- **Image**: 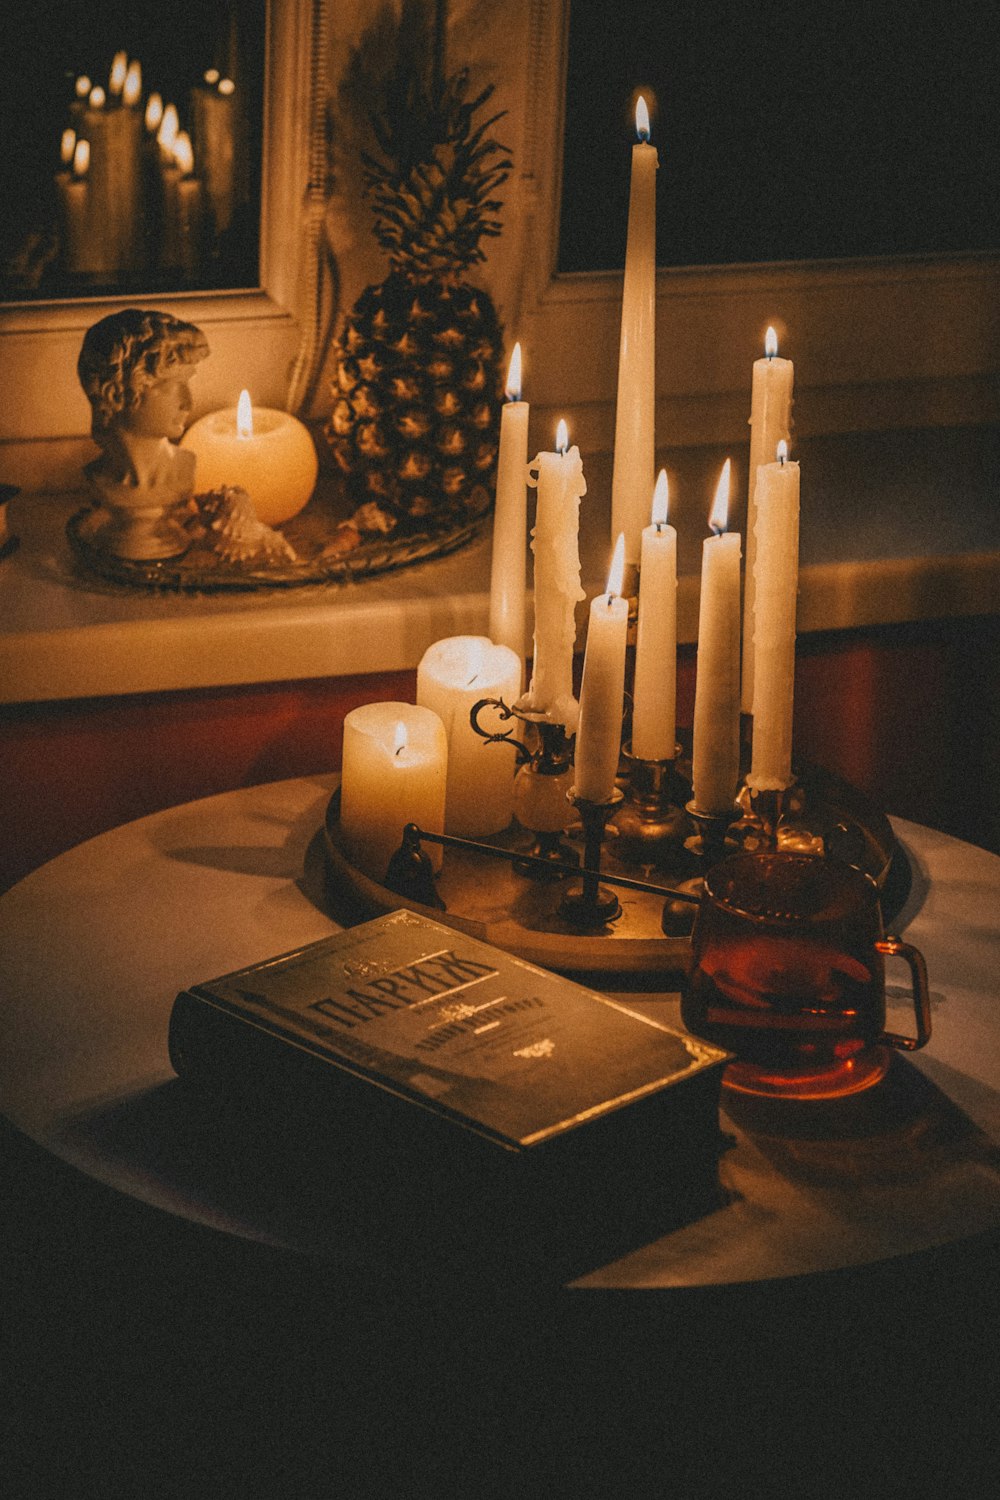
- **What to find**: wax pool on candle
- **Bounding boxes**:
[575,534,629,804]
[181,391,318,526]
[488,343,529,679]
[340,703,447,881]
[417,636,522,837]
[742,325,794,712]
[611,95,658,574]
[748,443,801,792]
[692,461,742,815]
[631,469,678,761]
[518,421,586,731]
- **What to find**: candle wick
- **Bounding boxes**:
[467,674,479,687]
[395,745,405,758]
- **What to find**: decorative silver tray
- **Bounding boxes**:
[321,762,904,979]
[66,481,490,592]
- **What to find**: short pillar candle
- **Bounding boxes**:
[340,703,448,881]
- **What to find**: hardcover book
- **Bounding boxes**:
[169,910,730,1276]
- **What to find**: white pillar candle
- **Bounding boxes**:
[517,421,586,731]
[575,534,629,803]
[488,343,528,682]
[631,469,677,761]
[692,460,742,815]
[340,703,447,881]
[417,636,523,837]
[748,442,800,792]
[742,326,794,712]
[611,96,658,572]
[182,390,318,526]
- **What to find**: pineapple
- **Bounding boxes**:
[326,36,512,531]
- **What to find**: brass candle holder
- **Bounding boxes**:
[612,742,691,868]
[557,787,625,928]
[470,698,579,877]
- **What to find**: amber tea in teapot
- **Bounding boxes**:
[682,852,930,1100]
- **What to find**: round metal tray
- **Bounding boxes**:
[66,481,489,592]
[321,764,905,979]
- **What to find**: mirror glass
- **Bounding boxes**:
[2,0,265,302]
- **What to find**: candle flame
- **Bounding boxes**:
[145,93,163,132]
[709,459,731,534]
[776,438,789,464]
[109,51,128,97]
[555,418,569,455]
[607,533,626,598]
[123,61,142,108]
[636,95,650,142]
[89,86,106,110]
[204,68,220,86]
[172,131,195,177]
[218,78,235,97]
[765,325,778,359]
[72,138,90,178]
[60,129,76,167]
[236,389,254,439]
[75,76,91,99]
[393,721,408,757]
[157,103,179,153]
[651,468,669,526]
[505,342,522,402]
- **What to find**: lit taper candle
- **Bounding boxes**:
[517,420,586,731]
[610,95,657,576]
[488,342,529,679]
[631,469,677,761]
[742,325,794,712]
[575,534,629,803]
[692,460,742,815]
[748,440,800,791]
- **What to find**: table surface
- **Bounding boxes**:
[3,427,998,703]
[2,773,999,1289]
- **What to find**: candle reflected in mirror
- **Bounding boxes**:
[123,61,143,108]
[109,52,128,98]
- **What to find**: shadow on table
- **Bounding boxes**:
[52,1071,729,1290]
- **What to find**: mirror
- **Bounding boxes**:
[1,1,264,302]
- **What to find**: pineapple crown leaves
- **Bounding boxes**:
[360,65,513,281]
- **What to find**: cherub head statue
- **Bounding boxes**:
[78,308,210,446]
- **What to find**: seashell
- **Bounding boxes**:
[197,487,298,565]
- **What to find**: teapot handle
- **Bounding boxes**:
[877,936,932,1051]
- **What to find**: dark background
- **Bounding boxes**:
[560,0,1000,269]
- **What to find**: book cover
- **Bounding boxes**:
[170,909,727,1152]
[169,911,731,1274]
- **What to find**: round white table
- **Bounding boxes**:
[2,773,999,1289]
